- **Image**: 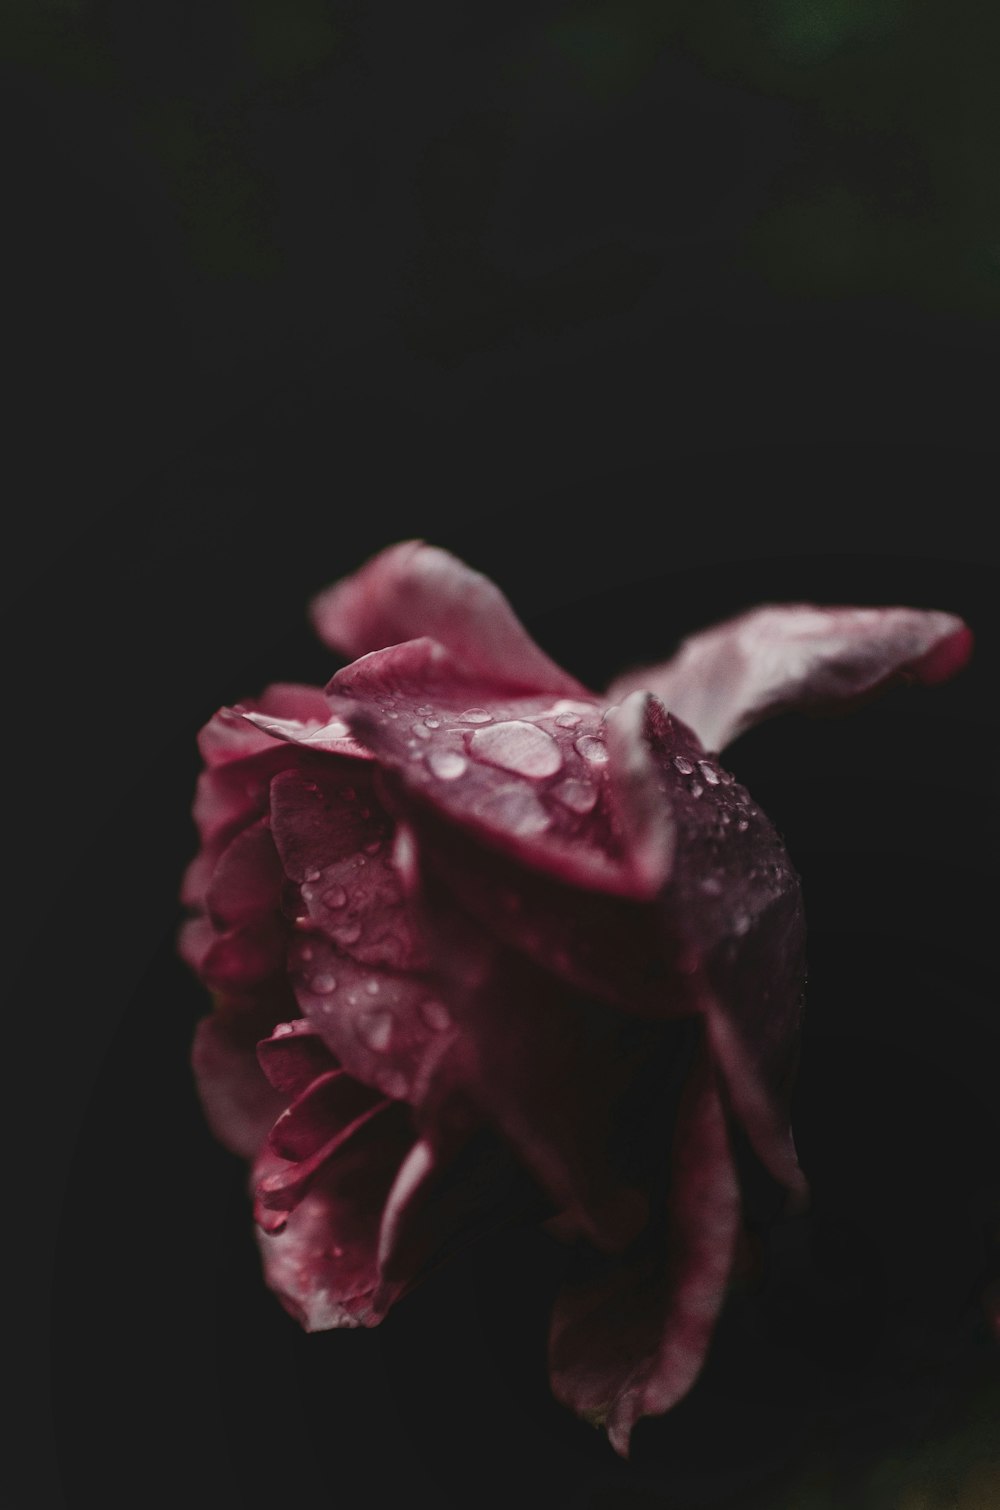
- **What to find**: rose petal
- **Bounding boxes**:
[286,929,452,1105]
[197,684,332,766]
[269,766,427,972]
[205,818,285,929]
[253,1099,414,1327]
[327,637,652,897]
[257,1020,339,1097]
[549,1037,740,1456]
[192,1001,288,1159]
[608,604,973,752]
[310,540,589,697]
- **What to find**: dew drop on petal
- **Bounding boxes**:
[412,722,432,740]
[416,705,434,716]
[459,708,492,723]
[305,869,322,883]
[378,1069,409,1099]
[574,734,608,765]
[470,721,563,778]
[334,919,362,944]
[697,760,720,786]
[300,946,314,961]
[311,972,337,994]
[475,784,551,836]
[673,755,694,775]
[419,999,452,1031]
[357,1009,394,1051]
[690,782,704,798]
[700,877,723,897]
[365,979,380,996]
[323,885,347,909]
[424,717,441,729]
[555,711,581,728]
[552,777,598,814]
[719,768,734,785]
[427,750,468,780]
[737,818,750,832]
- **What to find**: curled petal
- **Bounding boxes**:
[253,1099,413,1327]
[197,684,331,766]
[327,637,651,897]
[549,1037,740,1456]
[310,539,589,697]
[608,604,973,752]
[257,1020,339,1097]
[192,1001,287,1160]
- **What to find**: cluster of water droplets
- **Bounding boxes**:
[389,695,615,841]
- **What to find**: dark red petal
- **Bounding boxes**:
[257,1020,339,1097]
[310,539,589,697]
[327,637,653,897]
[409,904,654,1254]
[192,1002,287,1160]
[197,683,331,767]
[549,1038,740,1456]
[267,1069,383,1162]
[269,766,427,972]
[286,929,452,1105]
[608,604,973,752]
[199,915,288,995]
[253,1099,414,1328]
[205,818,285,929]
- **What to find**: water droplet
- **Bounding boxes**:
[311,972,337,994]
[555,711,581,728]
[697,761,720,786]
[300,946,314,961]
[475,784,551,836]
[427,749,467,780]
[419,999,451,1030]
[736,818,749,832]
[323,885,347,909]
[424,717,441,729]
[673,756,694,775]
[719,769,734,785]
[365,979,380,996]
[332,1244,344,1258]
[700,877,723,897]
[357,1009,394,1051]
[690,781,704,798]
[734,914,751,936]
[470,721,563,778]
[412,722,432,740]
[334,919,362,944]
[459,708,491,723]
[387,710,399,719]
[416,705,434,716]
[553,778,597,814]
[378,1069,409,1099]
[272,1022,295,1038]
[305,868,322,883]
[574,734,608,765]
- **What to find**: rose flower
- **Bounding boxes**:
[181,542,972,1454]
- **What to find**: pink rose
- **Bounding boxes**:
[181,541,972,1454]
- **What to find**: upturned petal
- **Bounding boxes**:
[608,603,973,752]
[310,539,589,697]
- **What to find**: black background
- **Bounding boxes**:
[9,4,998,1507]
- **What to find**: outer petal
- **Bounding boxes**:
[548,1036,740,1456]
[326,637,650,898]
[253,1098,414,1329]
[608,604,972,752]
[191,999,287,1159]
[310,540,589,698]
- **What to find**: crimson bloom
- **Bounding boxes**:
[181,542,971,1454]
